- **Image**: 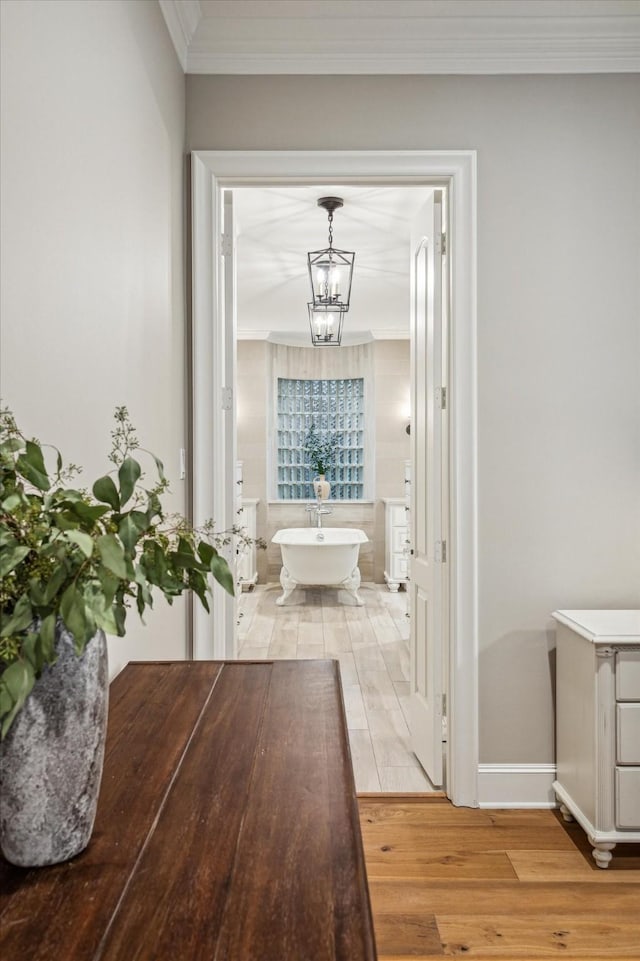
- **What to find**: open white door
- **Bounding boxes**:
[409,190,446,787]
[191,159,237,658]
[220,190,238,656]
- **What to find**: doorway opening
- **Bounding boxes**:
[190,150,478,807]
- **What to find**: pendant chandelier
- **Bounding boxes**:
[307,303,347,347]
[307,196,354,346]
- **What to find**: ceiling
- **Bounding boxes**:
[233,184,433,344]
[159,0,640,75]
[159,0,639,342]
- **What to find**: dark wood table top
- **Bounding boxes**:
[0,659,377,960]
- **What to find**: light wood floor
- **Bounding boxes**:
[359,795,640,959]
[237,582,436,792]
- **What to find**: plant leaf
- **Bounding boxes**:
[64,529,94,558]
[84,584,120,636]
[53,510,83,531]
[130,510,150,533]
[60,583,92,646]
[0,593,33,638]
[39,613,57,661]
[1,492,23,511]
[21,631,42,672]
[92,475,120,510]
[210,555,234,597]
[97,568,119,608]
[16,440,50,491]
[118,456,141,508]
[172,538,202,571]
[151,453,165,483]
[0,660,36,738]
[118,514,140,554]
[43,565,68,604]
[0,437,23,455]
[189,569,210,613]
[197,541,216,566]
[0,543,30,578]
[70,501,110,524]
[113,598,126,636]
[96,534,128,579]
[94,602,119,635]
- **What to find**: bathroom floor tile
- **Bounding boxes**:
[359,670,401,712]
[342,684,369,730]
[334,651,359,686]
[296,644,325,659]
[268,637,298,658]
[379,765,435,792]
[297,621,324,646]
[353,645,388,672]
[237,647,272,660]
[236,582,439,795]
[324,623,353,654]
[348,730,381,792]
[366,708,410,738]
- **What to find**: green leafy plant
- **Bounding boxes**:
[0,406,250,738]
[303,423,339,475]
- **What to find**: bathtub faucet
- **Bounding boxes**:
[306,502,332,529]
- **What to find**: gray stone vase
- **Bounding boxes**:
[0,624,108,867]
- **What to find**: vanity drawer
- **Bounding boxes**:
[617,704,640,764]
[388,505,406,528]
[391,554,408,580]
[616,651,640,700]
[391,526,408,553]
[616,768,640,829]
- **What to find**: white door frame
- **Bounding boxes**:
[190,150,478,807]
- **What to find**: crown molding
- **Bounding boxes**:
[176,2,640,75]
[185,47,640,76]
[161,1,640,74]
[159,0,202,71]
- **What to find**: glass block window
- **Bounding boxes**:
[277,378,365,500]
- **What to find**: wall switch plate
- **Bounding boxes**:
[179,448,186,480]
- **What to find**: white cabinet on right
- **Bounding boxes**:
[552,609,640,868]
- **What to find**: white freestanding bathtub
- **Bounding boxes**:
[271,527,368,606]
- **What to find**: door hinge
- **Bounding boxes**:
[221,232,233,256]
[436,232,447,256]
[435,540,447,563]
[221,386,233,410]
[436,386,447,410]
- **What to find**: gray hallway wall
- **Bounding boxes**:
[186,73,640,765]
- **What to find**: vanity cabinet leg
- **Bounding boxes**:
[588,838,616,869]
[559,803,574,823]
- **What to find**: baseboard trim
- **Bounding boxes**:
[477,764,557,808]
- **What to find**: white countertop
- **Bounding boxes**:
[552,609,640,644]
